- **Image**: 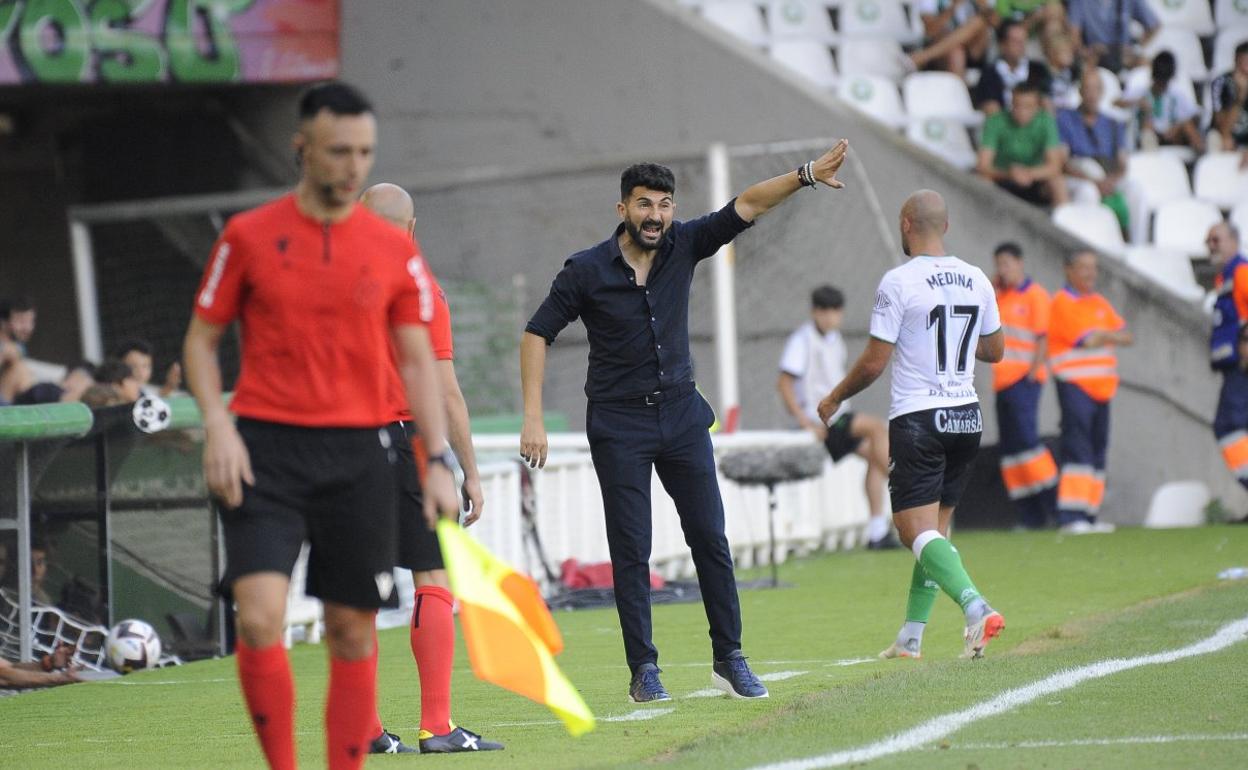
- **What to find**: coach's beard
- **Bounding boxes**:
[625,219,667,252]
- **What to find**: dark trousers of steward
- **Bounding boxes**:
[585,382,742,674]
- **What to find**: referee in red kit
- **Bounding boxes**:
[183,82,458,770]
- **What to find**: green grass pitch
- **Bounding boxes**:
[2,526,1247,768]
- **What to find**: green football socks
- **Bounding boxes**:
[914,533,982,612]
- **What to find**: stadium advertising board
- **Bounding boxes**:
[0,0,339,85]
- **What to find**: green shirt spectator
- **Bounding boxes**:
[995,0,1053,19]
[981,107,1059,169]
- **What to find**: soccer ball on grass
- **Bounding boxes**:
[106,619,162,673]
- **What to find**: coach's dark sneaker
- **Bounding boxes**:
[629,663,672,703]
[868,533,902,550]
[711,651,769,699]
[418,726,504,753]
[369,728,418,754]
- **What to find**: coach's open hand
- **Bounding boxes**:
[816,394,841,427]
[814,139,849,189]
[202,416,254,509]
[520,416,548,469]
[424,461,460,529]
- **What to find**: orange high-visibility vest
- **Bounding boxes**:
[993,278,1050,392]
[1048,287,1125,402]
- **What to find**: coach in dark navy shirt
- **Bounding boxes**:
[520,142,849,703]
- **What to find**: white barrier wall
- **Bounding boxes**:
[288,431,870,639]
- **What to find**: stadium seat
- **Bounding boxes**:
[1144,0,1215,36]
[1123,245,1205,301]
[1121,65,1198,106]
[1052,203,1127,258]
[1143,480,1210,528]
[766,0,837,43]
[1231,199,1248,239]
[1153,198,1225,255]
[700,1,769,48]
[1124,152,1193,232]
[1212,26,1248,76]
[1143,27,1210,81]
[838,38,909,81]
[903,71,983,126]
[837,0,918,44]
[1215,0,1248,29]
[770,40,839,88]
[1096,67,1132,123]
[906,118,976,170]
[1193,152,1248,210]
[836,74,907,129]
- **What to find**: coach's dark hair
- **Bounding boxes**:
[997,19,1023,43]
[994,242,1023,259]
[620,164,676,202]
[299,81,373,121]
[811,285,845,310]
[1151,50,1176,83]
[111,338,152,359]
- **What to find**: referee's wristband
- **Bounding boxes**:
[427,449,455,470]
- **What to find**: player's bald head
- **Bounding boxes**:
[360,183,414,232]
[901,190,948,235]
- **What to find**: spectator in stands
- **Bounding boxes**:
[13,360,96,405]
[1058,69,1134,236]
[0,643,81,688]
[915,0,994,78]
[1210,42,1248,154]
[90,359,142,405]
[1043,32,1083,111]
[112,338,182,398]
[977,81,1068,205]
[30,537,54,606]
[0,297,36,405]
[1119,51,1204,154]
[0,535,11,590]
[1067,0,1159,73]
[995,0,1066,39]
[974,20,1053,115]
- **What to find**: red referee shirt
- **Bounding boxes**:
[194,194,434,428]
[388,237,454,422]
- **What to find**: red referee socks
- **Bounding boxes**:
[411,585,455,735]
[326,646,378,770]
[235,639,296,770]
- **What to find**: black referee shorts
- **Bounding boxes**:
[387,421,444,572]
[218,418,398,609]
[888,404,983,512]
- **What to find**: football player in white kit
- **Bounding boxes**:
[817,190,1007,660]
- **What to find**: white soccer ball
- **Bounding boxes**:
[106,619,162,673]
[132,394,172,434]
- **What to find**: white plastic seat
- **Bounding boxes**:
[906,118,976,170]
[1144,0,1215,36]
[902,71,983,126]
[838,38,908,82]
[1215,0,1248,29]
[1143,480,1210,528]
[1121,66,1198,106]
[1125,151,1193,212]
[1212,26,1248,77]
[766,0,837,43]
[770,40,839,88]
[1143,27,1210,81]
[1096,67,1132,123]
[836,74,907,129]
[1153,199,1226,255]
[701,1,769,48]
[1194,152,1248,210]
[1123,246,1205,301]
[837,0,918,44]
[1231,199,1248,239]
[1052,203,1127,257]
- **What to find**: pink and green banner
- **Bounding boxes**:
[0,0,339,85]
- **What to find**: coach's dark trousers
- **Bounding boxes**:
[586,385,742,674]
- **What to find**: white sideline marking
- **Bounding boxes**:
[111,678,235,686]
[686,670,809,698]
[686,688,721,698]
[946,733,1248,751]
[749,616,1248,770]
[824,658,874,667]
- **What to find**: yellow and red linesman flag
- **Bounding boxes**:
[436,519,595,736]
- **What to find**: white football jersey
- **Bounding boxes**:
[779,321,850,425]
[870,255,1001,419]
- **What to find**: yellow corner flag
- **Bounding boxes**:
[436,519,596,736]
